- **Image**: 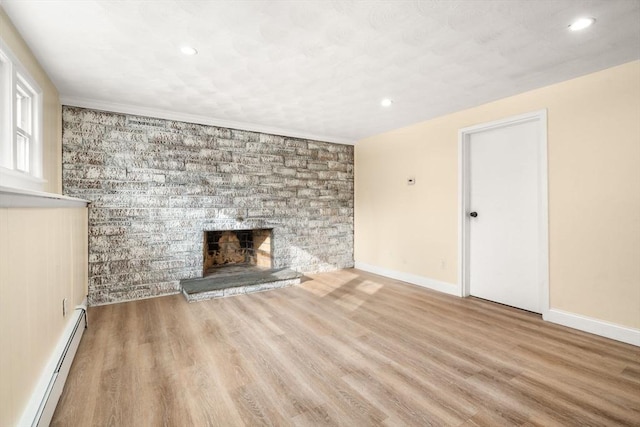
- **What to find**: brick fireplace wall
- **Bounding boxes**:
[62,107,354,305]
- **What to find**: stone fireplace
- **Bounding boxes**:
[62,106,354,305]
[203,229,272,276]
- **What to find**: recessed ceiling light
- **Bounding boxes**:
[180,46,198,55]
[381,98,393,107]
[569,17,596,31]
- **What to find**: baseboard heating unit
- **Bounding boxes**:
[19,300,87,427]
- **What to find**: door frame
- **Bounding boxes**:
[457,109,549,315]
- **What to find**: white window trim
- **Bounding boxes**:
[0,36,46,192]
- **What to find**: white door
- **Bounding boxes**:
[466,117,545,313]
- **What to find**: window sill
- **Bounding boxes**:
[0,166,47,191]
[0,185,89,208]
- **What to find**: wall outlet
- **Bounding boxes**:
[62,298,67,317]
[441,259,446,270]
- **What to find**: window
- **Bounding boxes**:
[15,78,34,173]
[0,37,44,191]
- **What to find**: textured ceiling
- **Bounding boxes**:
[2,0,639,144]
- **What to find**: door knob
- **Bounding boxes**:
[469,212,478,217]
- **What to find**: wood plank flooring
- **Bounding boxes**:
[51,269,640,426]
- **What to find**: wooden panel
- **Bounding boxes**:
[0,207,87,426]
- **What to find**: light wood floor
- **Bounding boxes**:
[52,269,640,426]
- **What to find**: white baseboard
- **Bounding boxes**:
[354,262,639,347]
[544,308,640,347]
[354,262,459,296]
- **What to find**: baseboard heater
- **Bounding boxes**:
[19,300,87,427]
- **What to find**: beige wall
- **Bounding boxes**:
[0,207,88,426]
[355,61,640,330]
[0,6,62,193]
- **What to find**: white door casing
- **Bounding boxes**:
[458,110,549,314]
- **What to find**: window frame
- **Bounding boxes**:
[0,36,45,191]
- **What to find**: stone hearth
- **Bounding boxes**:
[180,266,301,302]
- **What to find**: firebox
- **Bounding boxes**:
[203,229,272,276]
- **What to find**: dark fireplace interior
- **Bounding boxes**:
[203,229,272,276]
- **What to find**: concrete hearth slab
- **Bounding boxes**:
[180,267,302,302]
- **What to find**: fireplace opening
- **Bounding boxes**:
[203,229,272,276]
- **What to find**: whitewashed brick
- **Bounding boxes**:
[62,106,354,305]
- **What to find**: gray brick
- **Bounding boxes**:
[285,158,307,168]
[307,161,329,171]
[259,154,284,164]
[218,138,246,149]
